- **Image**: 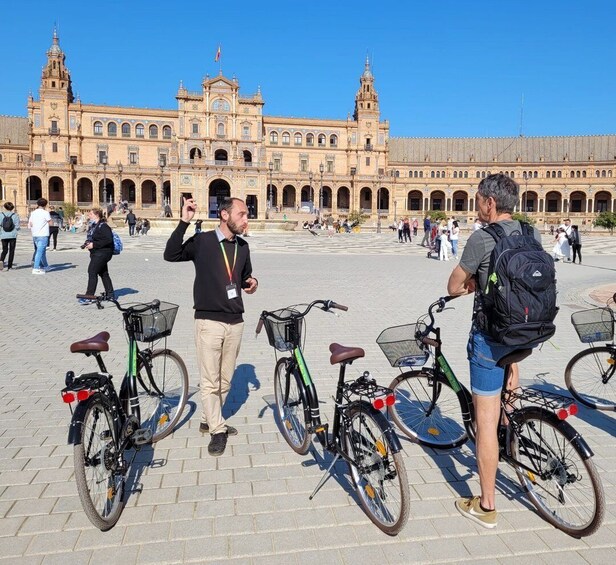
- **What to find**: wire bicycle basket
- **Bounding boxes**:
[571,307,615,344]
[128,302,179,342]
[262,308,304,352]
[377,323,430,367]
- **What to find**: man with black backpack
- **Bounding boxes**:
[446,174,557,529]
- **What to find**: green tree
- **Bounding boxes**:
[425,210,447,223]
[347,209,368,225]
[594,211,616,234]
[62,201,78,222]
[512,212,536,225]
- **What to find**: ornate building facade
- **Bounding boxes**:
[0,32,615,225]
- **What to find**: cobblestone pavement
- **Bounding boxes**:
[1,228,615,564]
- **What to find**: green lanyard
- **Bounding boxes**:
[219,240,238,283]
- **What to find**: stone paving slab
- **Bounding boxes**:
[0,229,615,563]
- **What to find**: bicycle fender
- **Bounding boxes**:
[67,398,91,445]
[516,406,594,460]
[351,400,403,453]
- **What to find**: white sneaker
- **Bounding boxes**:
[32,269,46,275]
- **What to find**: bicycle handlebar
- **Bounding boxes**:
[256,299,348,333]
[418,296,456,337]
[81,294,162,314]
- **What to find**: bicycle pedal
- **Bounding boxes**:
[308,423,328,435]
[131,429,153,446]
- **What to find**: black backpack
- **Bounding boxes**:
[478,222,558,347]
[1,213,15,232]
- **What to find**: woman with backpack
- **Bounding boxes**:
[0,202,20,271]
[77,208,114,304]
[570,225,582,264]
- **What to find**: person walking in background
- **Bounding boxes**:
[450,220,460,259]
[28,198,51,275]
[125,209,137,236]
[164,196,258,457]
[397,219,404,243]
[0,202,20,271]
[552,227,570,262]
[421,215,431,246]
[412,217,418,237]
[438,229,450,261]
[473,218,483,231]
[403,217,411,242]
[78,208,115,303]
[48,206,62,250]
[570,224,582,264]
[141,218,150,235]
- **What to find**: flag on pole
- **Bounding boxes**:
[214,46,221,62]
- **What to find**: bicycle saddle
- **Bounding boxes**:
[70,332,111,354]
[329,343,365,365]
[497,348,533,368]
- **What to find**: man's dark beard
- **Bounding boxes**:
[227,218,244,235]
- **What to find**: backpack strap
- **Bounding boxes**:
[483,222,506,243]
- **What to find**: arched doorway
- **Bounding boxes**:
[300,185,314,211]
[337,186,350,210]
[48,176,65,203]
[452,190,468,212]
[121,179,136,203]
[594,190,612,213]
[246,195,258,219]
[569,190,586,214]
[27,176,43,202]
[523,191,539,213]
[243,150,252,165]
[98,179,115,205]
[282,185,296,208]
[545,191,562,213]
[141,180,157,205]
[407,190,422,211]
[360,187,372,212]
[208,178,231,218]
[77,177,93,204]
[377,187,389,211]
[322,186,332,209]
[430,190,446,211]
[189,148,202,162]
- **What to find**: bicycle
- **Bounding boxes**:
[377,296,605,537]
[61,295,189,530]
[256,299,410,535]
[565,292,616,410]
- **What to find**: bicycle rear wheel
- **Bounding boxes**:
[344,405,410,535]
[74,396,125,531]
[273,357,311,454]
[564,346,616,411]
[509,408,605,537]
[388,370,469,449]
[136,349,189,442]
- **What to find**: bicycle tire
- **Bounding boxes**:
[344,404,410,535]
[388,370,469,449]
[74,396,125,531]
[273,357,311,455]
[564,346,616,411]
[136,349,189,442]
[509,407,605,537]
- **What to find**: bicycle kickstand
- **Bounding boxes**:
[308,453,340,500]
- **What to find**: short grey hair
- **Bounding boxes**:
[219,197,244,217]
[477,174,519,214]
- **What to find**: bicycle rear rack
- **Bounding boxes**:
[506,387,578,419]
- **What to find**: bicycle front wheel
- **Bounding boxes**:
[509,408,605,537]
[74,396,125,531]
[273,357,310,455]
[136,349,189,442]
[565,346,616,411]
[388,370,469,449]
[344,405,410,535]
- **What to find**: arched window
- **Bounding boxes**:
[601,170,606,177]
[163,125,172,139]
[582,170,586,178]
[135,124,145,138]
[609,170,613,177]
[476,171,481,178]
[282,132,290,145]
[149,124,158,139]
[436,171,441,178]
[93,121,103,136]
[330,134,338,147]
[510,171,514,178]
[212,99,230,111]
[419,171,423,178]
[557,171,561,178]
[595,170,600,177]
[318,134,326,147]
[270,131,278,144]
[431,171,435,178]
[107,122,117,136]
[217,123,225,136]
[306,133,314,146]
[533,171,538,178]
[576,170,581,178]
[294,132,302,145]
[547,171,551,178]
[121,123,131,137]
[453,171,458,178]
[570,171,575,177]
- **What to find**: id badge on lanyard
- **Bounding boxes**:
[220,240,238,300]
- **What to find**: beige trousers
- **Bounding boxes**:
[194,319,244,435]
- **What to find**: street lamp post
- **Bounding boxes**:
[25,159,31,208]
[523,171,528,219]
[159,155,166,213]
[319,163,324,223]
[267,161,273,216]
[100,154,108,208]
[376,172,383,233]
[309,171,314,214]
[117,162,123,207]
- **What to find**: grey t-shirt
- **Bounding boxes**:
[459,220,542,292]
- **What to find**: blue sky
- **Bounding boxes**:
[1,0,615,138]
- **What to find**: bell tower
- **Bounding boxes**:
[40,28,74,102]
[353,56,379,121]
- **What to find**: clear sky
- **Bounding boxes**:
[1,0,615,138]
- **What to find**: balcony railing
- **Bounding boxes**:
[365,144,373,152]
[49,127,60,135]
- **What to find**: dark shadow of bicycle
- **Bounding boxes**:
[123,443,155,504]
[223,364,260,419]
[48,262,77,272]
[114,287,140,298]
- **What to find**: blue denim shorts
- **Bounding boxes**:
[467,329,517,396]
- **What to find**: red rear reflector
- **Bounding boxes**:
[385,394,396,406]
[557,408,568,420]
[76,389,93,401]
[568,404,578,417]
[372,398,385,410]
[62,392,75,403]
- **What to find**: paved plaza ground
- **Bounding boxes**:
[1,228,615,564]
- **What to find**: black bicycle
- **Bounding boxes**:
[565,292,616,410]
[377,296,605,537]
[256,299,410,535]
[61,296,189,530]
